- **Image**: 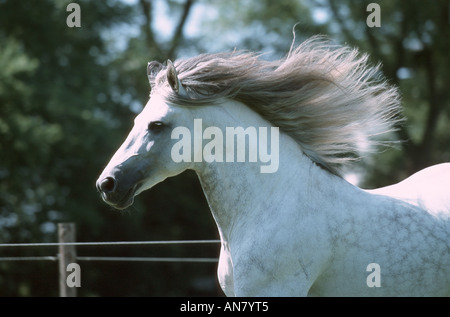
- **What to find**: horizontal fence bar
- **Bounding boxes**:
[0,239,220,263]
[0,256,218,263]
[77,256,218,263]
[0,256,58,261]
[0,240,221,248]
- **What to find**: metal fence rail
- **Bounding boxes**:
[0,223,221,296]
[0,240,221,248]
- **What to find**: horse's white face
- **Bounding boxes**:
[96,93,193,210]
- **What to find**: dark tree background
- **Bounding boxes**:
[0,0,448,296]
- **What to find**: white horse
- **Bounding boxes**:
[96,37,450,296]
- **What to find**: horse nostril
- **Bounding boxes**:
[99,177,116,193]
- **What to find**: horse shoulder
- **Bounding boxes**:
[227,205,331,296]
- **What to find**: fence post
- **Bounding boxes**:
[58,222,77,297]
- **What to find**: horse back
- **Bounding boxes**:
[368,163,450,217]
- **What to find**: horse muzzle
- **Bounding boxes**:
[96,176,138,210]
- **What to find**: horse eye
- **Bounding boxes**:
[148,121,165,132]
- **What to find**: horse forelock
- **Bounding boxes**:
[149,36,403,176]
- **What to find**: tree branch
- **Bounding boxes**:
[167,0,194,58]
[139,0,163,59]
[326,0,356,43]
[414,46,442,169]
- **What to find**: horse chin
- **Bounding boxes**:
[110,180,159,210]
[109,195,135,210]
[103,184,139,210]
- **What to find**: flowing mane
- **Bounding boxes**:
[149,36,402,175]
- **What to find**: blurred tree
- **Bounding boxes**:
[199,0,329,54]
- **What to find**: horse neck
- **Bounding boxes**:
[191,100,351,242]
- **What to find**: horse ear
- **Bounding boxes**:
[147,61,163,88]
[166,59,180,93]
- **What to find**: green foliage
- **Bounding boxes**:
[200,0,328,54]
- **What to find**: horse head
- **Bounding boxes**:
[96,61,193,209]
